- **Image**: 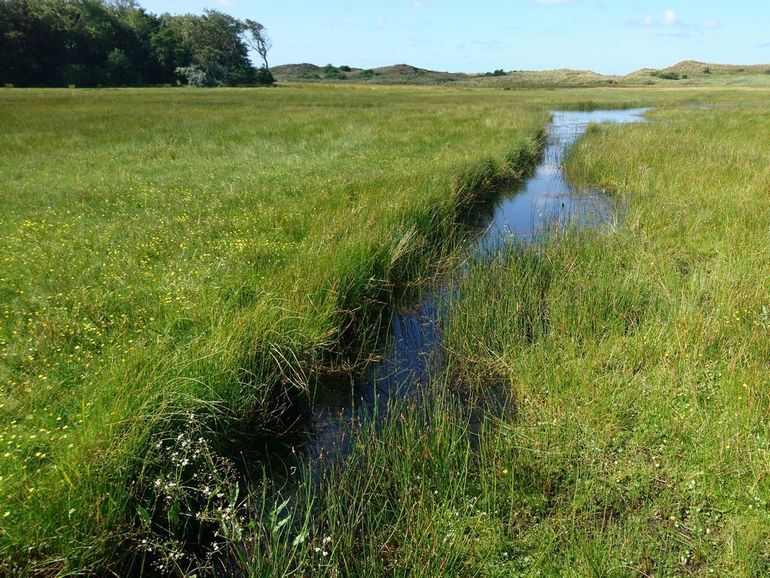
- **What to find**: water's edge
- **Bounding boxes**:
[309,108,649,460]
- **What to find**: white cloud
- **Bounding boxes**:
[217,0,234,5]
[325,17,357,29]
[630,10,684,28]
[662,9,679,25]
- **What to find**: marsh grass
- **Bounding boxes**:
[440,103,770,574]
[213,90,770,577]
[0,86,548,572]
[3,85,770,574]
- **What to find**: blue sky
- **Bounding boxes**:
[140,1,769,74]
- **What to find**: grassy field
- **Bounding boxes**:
[2,85,770,575]
[0,86,549,573]
[246,91,770,576]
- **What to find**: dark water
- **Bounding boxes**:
[309,108,649,459]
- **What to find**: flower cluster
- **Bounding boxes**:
[135,418,245,575]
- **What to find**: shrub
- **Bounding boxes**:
[225,66,258,86]
[324,66,348,80]
[650,71,681,80]
[175,65,210,87]
[254,68,275,86]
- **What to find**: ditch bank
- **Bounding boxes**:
[121,108,650,576]
[309,108,649,461]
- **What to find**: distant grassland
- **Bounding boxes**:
[272,60,770,89]
[0,86,548,571]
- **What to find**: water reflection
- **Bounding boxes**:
[310,108,649,458]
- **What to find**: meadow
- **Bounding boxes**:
[0,86,548,573]
[261,91,770,576]
[2,84,770,575]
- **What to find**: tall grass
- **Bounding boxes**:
[3,85,770,574]
[205,91,770,577]
[439,102,770,574]
[0,86,546,572]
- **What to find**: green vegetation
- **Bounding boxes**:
[4,84,770,575]
[651,70,688,80]
[272,63,467,85]
[272,60,770,89]
[245,91,770,576]
[323,64,349,80]
[0,86,546,573]
[0,0,273,87]
[443,100,770,575]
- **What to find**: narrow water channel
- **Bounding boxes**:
[309,108,649,460]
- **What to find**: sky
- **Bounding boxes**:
[140,0,770,74]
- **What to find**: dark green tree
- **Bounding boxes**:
[0,0,272,87]
[178,10,253,85]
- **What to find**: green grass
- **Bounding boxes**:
[189,89,770,577]
[444,101,770,575]
[3,84,770,575]
[0,85,547,573]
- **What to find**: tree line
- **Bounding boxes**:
[0,0,273,87]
